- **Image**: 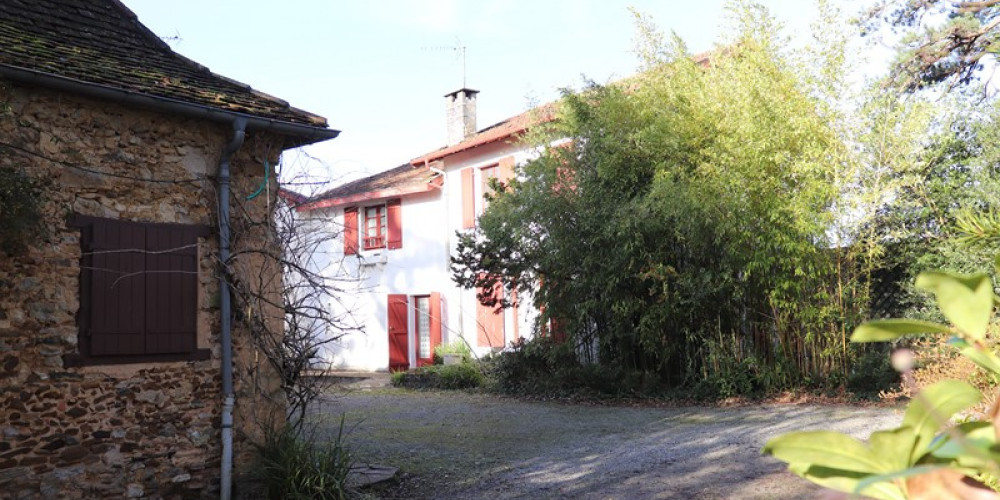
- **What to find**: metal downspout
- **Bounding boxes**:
[219,118,246,500]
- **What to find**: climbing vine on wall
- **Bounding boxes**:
[0,165,47,254]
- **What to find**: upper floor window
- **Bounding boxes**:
[363,205,387,250]
[343,198,402,256]
[461,156,516,230]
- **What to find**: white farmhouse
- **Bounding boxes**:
[294,89,554,371]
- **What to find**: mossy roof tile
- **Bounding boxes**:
[0,0,328,127]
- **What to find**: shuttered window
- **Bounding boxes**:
[345,198,403,254]
[67,215,211,366]
[363,205,386,249]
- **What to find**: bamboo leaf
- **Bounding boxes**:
[903,380,981,463]
[851,319,951,343]
[854,464,946,499]
[763,431,887,474]
[949,337,1000,377]
[915,271,993,340]
[930,422,1000,470]
[790,464,907,500]
[869,427,918,471]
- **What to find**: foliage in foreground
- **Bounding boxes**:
[253,421,352,500]
[764,264,1000,499]
[391,363,484,390]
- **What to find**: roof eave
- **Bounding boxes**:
[297,176,442,212]
[411,132,520,165]
[0,64,340,146]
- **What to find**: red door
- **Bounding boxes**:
[387,294,409,371]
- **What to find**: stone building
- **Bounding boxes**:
[0,1,338,498]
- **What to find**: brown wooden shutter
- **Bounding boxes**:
[144,224,198,354]
[461,168,475,229]
[387,294,409,371]
[343,207,359,255]
[86,219,146,356]
[386,199,402,250]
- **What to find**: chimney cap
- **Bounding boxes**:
[444,88,480,98]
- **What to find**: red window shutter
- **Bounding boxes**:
[343,207,359,255]
[386,199,402,250]
[144,224,199,354]
[461,168,475,229]
[87,219,146,356]
[387,294,409,371]
[429,292,442,355]
[510,288,520,341]
[476,282,505,348]
[550,317,567,343]
[499,155,515,186]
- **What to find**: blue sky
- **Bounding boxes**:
[123,1,867,188]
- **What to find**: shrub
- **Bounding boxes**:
[483,336,671,399]
[0,166,48,254]
[846,344,898,398]
[253,420,352,500]
[391,363,484,390]
[434,339,473,364]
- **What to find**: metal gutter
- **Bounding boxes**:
[0,65,340,145]
[218,118,246,500]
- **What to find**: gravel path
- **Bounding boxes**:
[310,388,901,500]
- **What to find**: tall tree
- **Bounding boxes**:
[453,3,880,391]
[861,0,1000,91]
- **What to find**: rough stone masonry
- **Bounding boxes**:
[0,82,285,499]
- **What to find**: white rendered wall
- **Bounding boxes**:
[313,140,553,371]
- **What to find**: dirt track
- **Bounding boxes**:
[312,387,901,500]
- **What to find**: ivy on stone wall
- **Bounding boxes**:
[0,165,47,254]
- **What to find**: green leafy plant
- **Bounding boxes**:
[391,363,484,390]
[253,420,352,500]
[763,263,1000,499]
[0,165,47,254]
[434,339,473,364]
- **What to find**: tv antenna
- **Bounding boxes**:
[422,38,467,88]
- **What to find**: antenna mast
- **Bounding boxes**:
[422,38,467,88]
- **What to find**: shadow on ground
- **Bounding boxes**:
[309,385,901,500]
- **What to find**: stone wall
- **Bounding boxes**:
[0,82,286,499]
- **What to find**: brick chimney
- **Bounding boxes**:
[445,88,478,146]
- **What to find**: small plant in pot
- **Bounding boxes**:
[435,339,473,365]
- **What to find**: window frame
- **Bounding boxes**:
[64,215,212,367]
[414,295,432,361]
[362,204,387,250]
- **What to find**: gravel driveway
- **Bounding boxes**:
[310,387,901,500]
